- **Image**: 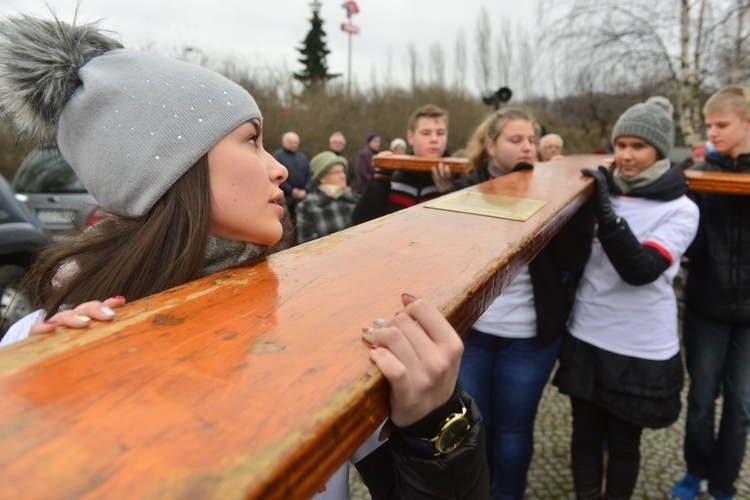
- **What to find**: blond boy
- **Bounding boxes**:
[672,86,750,500]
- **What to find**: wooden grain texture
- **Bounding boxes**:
[0,155,602,499]
[372,154,469,174]
[685,169,750,195]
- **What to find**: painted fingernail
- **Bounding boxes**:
[401,292,418,301]
[370,344,379,350]
[101,306,115,317]
[43,320,58,326]
[373,318,386,326]
[74,314,91,323]
[112,295,125,300]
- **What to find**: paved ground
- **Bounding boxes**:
[349,378,750,499]
[349,281,750,499]
[526,379,750,499]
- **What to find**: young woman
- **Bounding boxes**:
[554,97,700,499]
[454,107,592,500]
[0,14,489,499]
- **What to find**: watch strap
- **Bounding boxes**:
[395,381,464,439]
[397,398,469,456]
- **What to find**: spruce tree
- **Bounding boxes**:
[294,0,340,88]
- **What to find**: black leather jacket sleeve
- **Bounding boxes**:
[354,391,490,499]
[597,217,670,286]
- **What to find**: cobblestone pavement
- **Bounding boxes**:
[349,380,750,499]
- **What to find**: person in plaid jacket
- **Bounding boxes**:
[296,151,360,244]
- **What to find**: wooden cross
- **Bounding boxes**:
[0,156,604,498]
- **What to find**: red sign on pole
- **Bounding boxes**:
[343,1,359,16]
[341,23,360,34]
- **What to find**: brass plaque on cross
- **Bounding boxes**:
[425,191,547,222]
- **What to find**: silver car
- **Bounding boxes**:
[11,146,102,240]
[0,175,50,338]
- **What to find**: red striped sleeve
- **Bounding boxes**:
[644,240,673,265]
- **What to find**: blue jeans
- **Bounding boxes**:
[683,309,750,498]
[458,329,561,500]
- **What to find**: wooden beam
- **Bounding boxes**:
[685,169,750,195]
[0,156,600,498]
[372,154,469,174]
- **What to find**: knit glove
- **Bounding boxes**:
[581,168,620,235]
[581,169,671,285]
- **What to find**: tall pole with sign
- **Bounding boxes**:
[341,1,360,99]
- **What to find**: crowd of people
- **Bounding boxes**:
[0,11,749,500]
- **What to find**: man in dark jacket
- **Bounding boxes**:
[273,131,312,223]
[672,86,750,500]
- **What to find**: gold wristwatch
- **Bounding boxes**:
[423,400,471,456]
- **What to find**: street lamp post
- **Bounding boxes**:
[341,1,360,99]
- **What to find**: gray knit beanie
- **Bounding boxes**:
[0,15,260,216]
[611,96,674,159]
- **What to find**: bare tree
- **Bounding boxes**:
[496,19,513,92]
[729,0,749,84]
[563,69,628,142]
[405,42,421,92]
[517,26,534,101]
[474,7,493,93]
[383,48,395,89]
[540,0,747,146]
[429,42,446,87]
[673,0,708,146]
[369,64,379,92]
[454,29,468,94]
[709,0,750,87]
[730,0,750,84]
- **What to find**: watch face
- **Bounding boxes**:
[436,416,470,454]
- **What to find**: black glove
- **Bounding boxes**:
[512,162,534,172]
[581,168,619,232]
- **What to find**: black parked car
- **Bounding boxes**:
[12,146,103,240]
[0,175,50,339]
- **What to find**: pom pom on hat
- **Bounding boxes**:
[0,14,261,217]
[611,96,675,159]
[0,15,123,144]
[310,151,347,183]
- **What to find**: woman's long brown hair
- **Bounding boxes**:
[24,156,213,318]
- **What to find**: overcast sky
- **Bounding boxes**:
[0,0,543,96]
